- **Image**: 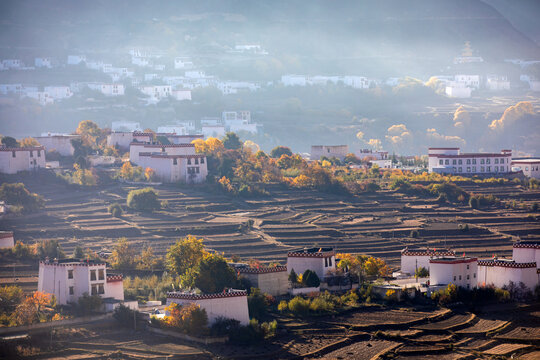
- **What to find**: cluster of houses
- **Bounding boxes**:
[310,144,392,169]
[33,241,539,325]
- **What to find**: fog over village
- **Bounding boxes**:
[0,1,539,359]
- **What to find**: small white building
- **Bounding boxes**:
[428,148,512,175]
[166,290,249,325]
[281,75,307,87]
[222,111,259,134]
[38,259,124,305]
[107,131,153,151]
[171,89,192,101]
[174,57,193,69]
[429,256,478,289]
[445,82,472,98]
[0,146,46,174]
[370,159,392,169]
[287,247,336,280]
[356,149,389,161]
[35,134,80,156]
[454,75,481,89]
[139,85,171,100]
[2,59,23,69]
[35,58,52,68]
[486,75,510,91]
[67,55,86,65]
[400,247,455,275]
[88,83,125,96]
[25,91,54,105]
[138,152,207,183]
[310,145,349,161]
[0,231,14,249]
[237,266,289,297]
[511,159,540,179]
[44,86,72,100]
[129,143,198,165]
[202,125,226,139]
[0,84,23,95]
[477,259,538,291]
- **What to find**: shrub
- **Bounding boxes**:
[532,202,539,212]
[0,183,44,212]
[288,296,311,315]
[277,300,288,313]
[309,297,334,313]
[288,269,298,285]
[248,288,270,319]
[270,146,292,158]
[469,196,479,209]
[108,203,122,217]
[113,304,135,327]
[410,230,419,238]
[126,187,160,211]
[302,269,320,288]
[340,290,359,305]
[76,293,103,315]
[415,266,429,278]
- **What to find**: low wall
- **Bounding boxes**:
[0,313,113,336]
[146,326,228,344]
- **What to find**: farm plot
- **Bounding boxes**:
[327,308,444,328]
[483,343,532,356]
[317,339,399,360]
[413,313,475,331]
[455,318,508,334]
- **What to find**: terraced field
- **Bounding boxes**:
[2,175,539,275]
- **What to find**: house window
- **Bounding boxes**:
[458,159,462,165]
[467,167,471,172]
[452,159,456,165]
[480,159,485,164]
[458,167,462,173]
[325,258,328,267]
[467,284,470,289]
[445,159,449,165]
[68,270,73,279]
[472,159,476,165]
[161,147,165,152]
[187,158,191,165]
[495,166,498,172]
[459,275,462,280]
[30,151,33,157]
[196,167,199,174]
[12,151,15,158]
[328,257,332,267]
[472,167,476,172]
[466,159,471,165]
[480,166,484,172]
[91,285,97,295]
[69,286,74,295]
[486,158,490,164]
[466,265,469,270]
[195,158,199,165]
[500,158,504,164]
[467,274,470,280]
[453,276,456,281]
[98,284,105,294]
[495,158,499,164]
[173,158,177,165]
[90,270,96,281]
[37,150,41,157]
[439,159,443,165]
[487,166,491,172]
[98,269,104,280]
[474,273,476,278]
[201,157,205,164]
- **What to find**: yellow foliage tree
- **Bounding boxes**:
[145,167,156,182]
[19,137,40,147]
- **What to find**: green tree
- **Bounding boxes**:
[415,266,429,278]
[76,292,103,315]
[288,269,298,284]
[302,269,320,287]
[0,285,24,314]
[1,136,18,148]
[73,245,85,259]
[270,146,292,158]
[248,288,270,319]
[126,187,160,211]
[12,241,36,259]
[110,237,136,270]
[36,239,65,260]
[222,132,242,150]
[194,254,237,293]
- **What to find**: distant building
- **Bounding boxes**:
[107,131,153,151]
[38,259,124,305]
[25,91,54,105]
[453,41,484,64]
[44,86,72,100]
[174,57,193,69]
[356,149,388,161]
[287,247,336,280]
[0,231,14,249]
[0,84,23,95]
[34,57,52,68]
[35,134,80,156]
[111,121,141,132]
[2,59,23,69]
[477,259,538,291]
[400,247,455,275]
[0,146,46,174]
[221,111,259,134]
[166,290,249,325]
[511,158,540,179]
[486,75,510,91]
[67,55,86,65]
[202,125,226,139]
[370,159,392,169]
[445,82,472,98]
[171,89,192,101]
[237,266,289,297]
[428,148,512,175]
[281,75,307,87]
[88,83,125,96]
[310,145,349,161]
[429,256,478,289]
[138,85,171,100]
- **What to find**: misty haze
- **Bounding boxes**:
[0,1,539,359]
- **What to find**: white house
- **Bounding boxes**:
[35,58,52,68]
[281,75,307,87]
[25,91,54,105]
[237,266,289,297]
[35,134,80,156]
[221,111,259,134]
[129,143,197,165]
[88,83,125,96]
[107,131,153,151]
[400,247,455,275]
[137,152,208,183]
[139,85,171,101]
[0,84,23,95]
[0,146,46,174]
[185,70,206,79]
[202,125,226,139]
[310,145,349,161]
[0,231,14,249]
[44,86,73,100]
[343,76,370,89]
[512,242,540,269]
[428,148,512,175]
[486,75,510,91]
[159,134,204,145]
[511,159,540,179]
[67,55,86,65]
[455,75,481,89]
[477,259,538,291]
[171,89,192,101]
[174,57,193,69]
[356,149,388,161]
[38,259,124,305]
[429,256,478,289]
[370,159,392,169]
[166,290,249,325]
[445,82,472,98]
[132,57,152,67]
[287,247,336,280]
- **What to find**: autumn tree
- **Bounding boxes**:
[222,132,242,150]
[126,187,160,211]
[136,246,162,270]
[144,167,156,182]
[0,285,24,314]
[166,236,208,283]
[19,137,40,147]
[76,120,102,148]
[36,239,65,260]
[12,291,55,326]
[110,237,136,270]
[0,182,44,212]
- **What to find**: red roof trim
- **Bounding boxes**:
[0,232,13,239]
[0,146,45,151]
[39,261,106,267]
[430,258,477,264]
[238,266,287,274]
[288,252,335,258]
[429,154,511,158]
[477,260,536,268]
[130,143,195,148]
[513,243,540,249]
[106,274,123,282]
[167,290,247,300]
[429,147,460,150]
